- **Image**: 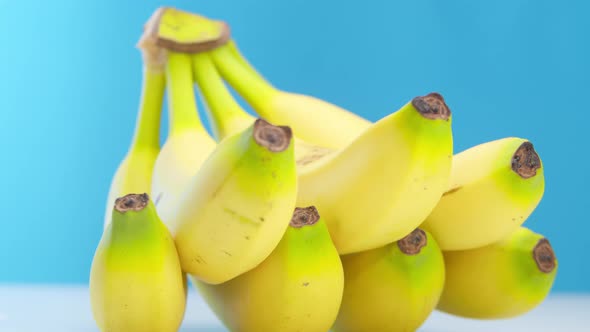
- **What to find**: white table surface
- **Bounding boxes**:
[0,285,588,332]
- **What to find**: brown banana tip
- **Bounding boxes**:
[533,238,556,273]
[290,206,320,228]
[114,193,150,213]
[411,92,451,120]
[398,229,428,255]
[511,141,541,179]
[253,118,292,152]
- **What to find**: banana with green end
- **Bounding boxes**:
[191,52,333,163]
[142,8,223,227]
[333,228,445,332]
[437,226,558,319]
[210,40,370,149]
[194,206,344,332]
[90,194,187,332]
[192,51,453,254]
[168,118,298,284]
[150,51,217,226]
[102,32,166,229]
[420,137,545,251]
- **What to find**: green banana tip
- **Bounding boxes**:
[253,118,293,152]
[411,92,451,121]
[397,229,428,255]
[533,238,556,273]
[114,193,150,213]
[290,206,320,228]
[511,142,541,179]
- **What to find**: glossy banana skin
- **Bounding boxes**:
[421,137,545,251]
[437,226,558,319]
[194,208,344,332]
[333,229,445,332]
[90,194,187,332]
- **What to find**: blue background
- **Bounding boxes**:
[0,0,587,292]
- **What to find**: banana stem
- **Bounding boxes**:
[129,65,166,151]
[192,52,255,141]
[209,43,277,115]
[166,52,206,136]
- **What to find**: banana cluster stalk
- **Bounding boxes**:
[91,6,559,331]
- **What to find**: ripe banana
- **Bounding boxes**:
[192,51,453,254]
[194,206,344,332]
[90,194,187,332]
[333,228,445,332]
[168,118,298,284]
[102,33,166,229]
[420,137,545,251]
[150,51,216,225]
[437,226,558,319]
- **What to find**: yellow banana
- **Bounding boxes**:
[168,118,298,284]
[420,137,545,251]
[150,51,216,225]
[210,41,370,149]
[333,228,445,332]
[192,51,453,254]
[90,194,187,332]
[102,32,165,229]
[191,52,333,162]
[194,206,344,332]
[437,226,558,319]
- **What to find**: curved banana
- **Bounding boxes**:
[191,52,333,163]
[194,206,344,332]
[333,228,445,332]
[437,226,558,319]
[102,34,166,229]
[168,118,298,284]
[150,51,216,225]
[192,51,453,254]
[210,41,370,149]
[90,194,187,332]
[420,137,545,251]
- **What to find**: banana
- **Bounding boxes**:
[193,206,344,332]
[149,51,216,225]
[209,40,370,149]
[90,194,187,332]
[168,118,298,284]
[437,226,558,319]
[192,51,454,254]
[333,228,445,332]
[420,137,545,251]
[102,32,166,229]
[191,52,334,162]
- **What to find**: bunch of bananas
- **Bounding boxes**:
[89,7,558,332]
